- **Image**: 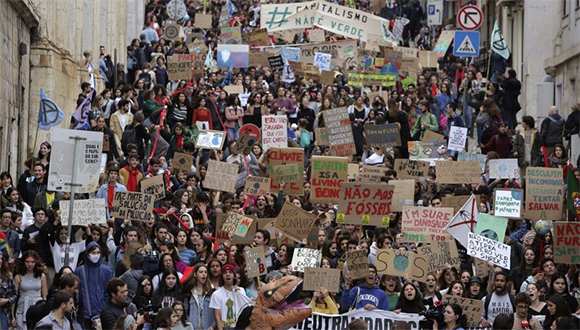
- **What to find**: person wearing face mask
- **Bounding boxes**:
[74,241,113,330]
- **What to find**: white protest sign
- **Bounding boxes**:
[488,159,519,179]
[447,126,468,152]
[467,232,511,269]
[262,115,288,150]
[313,52,331,72]
[291,248,321,273]
[493,189,523,219]
[281,47,301,62]
[48,129,103,193]
[60,199,107,226]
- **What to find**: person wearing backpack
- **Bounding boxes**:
[137,63,156,90]
[411,100,438,140]
[476,98,502,146]
[122,112,149,160]
[481,271,515,327]
[480,122,513,158]
[296,118,311,149]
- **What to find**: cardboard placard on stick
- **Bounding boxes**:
[374,249,429,283]
[442,295,483,328]
[60,199,107,226]
[525,167,563,220]
[401,206,454,242]
[435,160,481,184]
[140,175,165,201]
[110,192,154,221]
[346,250,370,279]
[245,176,271,196]
[336,182,394,226]
[554,222,580,264]
[275,202,317,242]
[245,247,267,278]
[204,160,238,193]
[304,268,341,293]
[310,156,348,204]
[173,152,193,172]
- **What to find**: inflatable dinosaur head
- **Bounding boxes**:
[250,275,312,330]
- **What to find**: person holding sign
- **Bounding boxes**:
[96,165,127,219]
[341,264,388,311]
[308,286,339,315]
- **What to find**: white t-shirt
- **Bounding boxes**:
[119,113,129,131]
[51,241,86,273]
[209,287,252,328]
[482,293,514,323]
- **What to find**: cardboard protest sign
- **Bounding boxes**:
[435,160,481,184]
[395,46,419,58]
[204,160,238,193]
[394,159,429,180]
[325,107,356,156]
[216,213,257,245]
[262,115,288,150]
[140,175,165,201]
[310,156,348,203]
[221,212,254,237]
[221,26,242,44]
[110,192,154,221]
[442,195,480,214]
[447,126,468,151]
[400,57,419,79]
[401,206,454,242]
[242,28,271,47]
[525,167,563,220]
[433,30,455,56]
[195,13,212,29]
[275,202,317,242]
[336,182,394,226]
[422,130,445,142]
[346,250,370,279]
[375,249,428,283]
[223,85,244,94]
[408,140,449,166]
[417,241,460,273]
[358,165,388,183]
[232,124,261,156]
[467,232,511,269]
[442,295,483,328]
[458,152,486,173]
[473,257,490,278]
[271,164,299,185]
[291,248,321,273]
[304,268,340,293]
[167,54,203,81]
[196,130,226,150]
[245,247,267,278]
[347,73,396,87]
[419,51,438,68]
[488,159,519,179]
[308,29,325,42]
[475,213,508,243]
[230,215,257,245]
[219,6,229,28]
[493,189,523,219]
[268,147,304,194]
[217,44,249,68]
[554,222,580,264]
[173,152,193,172]
[320,70,335,85]
[365,124,401,149]
[389,179,415,212]
[314,127,328,145]
[347,163,359,180]
[249,50,275,68]
[245,176,271,196]
[60,199,107,226]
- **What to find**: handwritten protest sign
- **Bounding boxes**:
[400,57,419,79]
[422,130,445,142]
[475,213,508,243]
[111,192,154,221]
[245,176,271,196]
[458,152,486,173]
[221,212,254,237]
[336,183,394,226]
[525,167,563,220]
[140,175,165,201]
[401,206,454,242]
[313,52,331,72]
[275,202,317,242]
[204,160,238,193]
[242,28,271,46]
[325,107,356,156]
[310,156,348,203]
[291,248,321,273]
[473,257,490,278]
[433,30,454,56]
[442,295,483,327]
[467,232,511,269]
[194,13,212,29]
[488,159,519,179]
[346,250,370,279]
[245,247,267,278]
[435,160,481,184]
[173,152,193,172]
[315,127,328,146]
[554,222,580,264]
[268,55,285,72]
[394,159,429,180]
[308,29,325,42]
[304,268,341,293]
[167,54,204,81]
[358,165,388,183]
[60,199,107,226]
[417,241,460,273]
[271,164,300,185]
[419,50,438,68]
[231,215,257,245]
[216,214,257,245]
[447,126,468,151]
[442,195,480,214]
[389,179,415,212]
[493,189,523,219]
[262,115,288,150]
[365,124,401,149]
[221,26,242,44]
[347,163,359,180]
[375,249,428,283]
[268,147,304,195]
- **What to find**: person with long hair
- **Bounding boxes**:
[175,229,196,267]
[511,247,538,293]
[465,276,485,300]
[244,93,267,128]
[448,280,464,297]
[438,267,458,295]
[153,253,184,290]
[4,187,33,227]
[36,142,51,168]
[442,303,467,330]
[547,143,567,168]
[14,250,47,330]
[207,260,222,289]
[548,273,579,312]
[154,306,178,330]
[152,268,184,310]
[412,100,439,140]
[86,224,111,265]
[309,286,339,315]
[167,123,190,160]
[211,249,230,267]
[51,226,86,273]
[394,282,425,314]
[380,275,402,311]
[544,294,571,330]
[525,282,547,316]
[191,97,213,130]
[182,263,215,330]
[476,98,502,145]
[133,275,153,311]
[170,300,193,330]
[115,241,143,277]
[193,237,212,265]
[386,98,410,158]
[224,94,244,141]
[272,243,294,271]
[0,254,16,330]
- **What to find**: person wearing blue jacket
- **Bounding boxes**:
[75,241,113,329]
[341,264,389,311]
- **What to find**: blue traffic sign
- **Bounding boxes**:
[453,31,480,57]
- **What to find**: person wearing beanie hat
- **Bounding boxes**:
[210,263,252,329]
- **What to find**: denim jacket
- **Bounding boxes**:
[185,292,215,330]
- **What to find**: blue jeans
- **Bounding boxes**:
[227,124,240,142]
[464,105,473,133]
[0,309,8,330]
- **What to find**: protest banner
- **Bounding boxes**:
[60,199,107,226]
[347,163,359,180]
[458,152,487,173]
[442,195,480,214]
[324,107,356,156]
[419,51,438,68]
[271,164,300,186]
[375,249,429,283]
[336,182,394,226]
[394,159,429,180]
[275,202,317,242]
[262,115,288,150]
[289,308,422,330]
[308,29,325,42]
[268,147,304,194]
[195,130,226,150]
[401,206,454,242]
[488,158,520,179]
[525,167,563,220]
[493,189,523,219]
[221,26,242,44]
[554,222,580,264]
[433,30,454,56]
[475,213,508,243]
[217,44,249,68]
[422,130,445,142]
[172,152,193,172]
[110,192,154,221]
[435,160,481,184]
[417,241,460,273]
[242,28,271,46]
[204,160,238,193]
[245,176,271,196]
[346,250,370,279]
[442,295,483,328]
[245,247,267,278]
[357,165,387,183]
[310,156,348,203]
[347,73,397,87]
[389,179,415,212]
[365,124,401,149]
[303,268,341,293]
[140,175,165,201]
[467,232,511,269]
[314,127,328,145]
[447,126,468,151]
[291,248,321,272]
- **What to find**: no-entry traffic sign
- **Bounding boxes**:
[457,5,482,31]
